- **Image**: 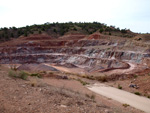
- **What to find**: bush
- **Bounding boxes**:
[134,74,137,78]
[8,70,28,80]
[99,29,104,33]
[30,73,42,78]
[85,94,95,100]
[11,33,14,37]
[8,70,17,78]
[91,94,95,100]
[77,79,89,85]
[24,32,28,37]
[53,29,57,33]
[38,30,42,34]
[134,92,141,96]
[122,104,129,107]
[95,75,108,82]
[86,75,95,80]
[73,27,77,31]
[18,71,29,80]
[118,84,122,89]
[121,29,127,33]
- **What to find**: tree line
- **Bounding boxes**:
[0,22,130,42]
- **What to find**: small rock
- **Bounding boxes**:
[22,85,26,87]
[62,76,68,79]
[129,84,139,89]
[60,105,67,108]
[39,88,42,92]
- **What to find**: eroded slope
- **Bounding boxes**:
[0,33,150,75]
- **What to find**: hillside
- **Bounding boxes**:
[0,22,150,113]
[0,22,137,42]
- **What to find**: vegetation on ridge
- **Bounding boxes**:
[0,22,135,42]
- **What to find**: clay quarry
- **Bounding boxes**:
[0,23,150,113]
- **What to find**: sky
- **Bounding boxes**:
[0,0,150,33]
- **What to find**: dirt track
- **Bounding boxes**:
[107,62,136,74]
[88,83,150,113]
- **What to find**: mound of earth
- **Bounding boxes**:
[17,64,58,72]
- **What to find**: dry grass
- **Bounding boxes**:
[85,94,95,100]
[63,71,110,82]
[134,92,141,96]
[30,73,42,78]
[8,70,29,80]
[77,78,89,85]
[10,64,18,71]
[8,69,43,80]
[94,75,108,82]
[122,103,130,107]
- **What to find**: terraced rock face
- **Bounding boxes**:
[0,33,150,73]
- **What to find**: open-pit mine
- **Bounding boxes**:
[0,25,150,113]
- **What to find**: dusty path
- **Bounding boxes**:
[87,83,150,113]
[44,63,86,74]
[104,62,137,75]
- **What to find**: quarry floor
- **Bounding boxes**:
[1,64,150,113]
[48,63,150,113]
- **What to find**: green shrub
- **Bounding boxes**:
[11,33,14,37]
[99,29,104,33]
[8,70,28,80]
[122,104,129,107]
[134,92,141,96]
[91,94,95,100]
[86,75,95,80]
[121,29,127,33]
[95,76,108,82]
[8,70,17,78]
[53,29,57,33]
[38,30,42,34]
[73,27,77,31]
[49,72,54,75]
[118,84,122,89]
[30,73,42,78]
[77,79,89,85]
[24,32,28,37]
[134,74,137,78]
[85,94,95,100]
[18,71,29,80]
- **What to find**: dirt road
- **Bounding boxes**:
[88,83,150,113]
